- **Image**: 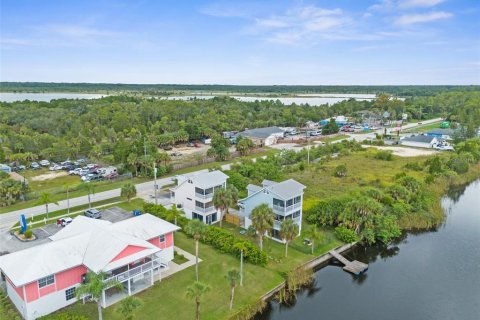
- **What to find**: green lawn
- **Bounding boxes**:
[403,121,443,133]
[319,134,349,143]
[45,224,339,320]
[0,176,149,214]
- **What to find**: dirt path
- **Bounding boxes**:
[363,145,439,157]
[31,171,68,181]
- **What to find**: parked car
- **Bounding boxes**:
[78,169,90,176]
[84,208,102,219]
[69,168,82,175]
[49,164,63,171]
[170,151,182,157]
[31,162,40,170]
[76,158,87,164]
[86,163,99,169]
[162,145,173,150]
[57,217,73,227]
[39,160,50,167]
[15,165,26,171]
[104,172,118,180]
[81,173,102,182]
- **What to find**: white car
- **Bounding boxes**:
[86,163,98,169]
[39,160,50,166]
[69,168,82,175]
[49,164,63,171]
[57,217,73,227]
[436,145,455,151]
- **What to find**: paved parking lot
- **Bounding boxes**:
[0,207,132,255]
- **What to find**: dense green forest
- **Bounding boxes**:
[0,91,479,171]
[1,82,479,96]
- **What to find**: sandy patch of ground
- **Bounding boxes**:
[363,145,439,157]
[9,172,26,182]
[31,171,68,181]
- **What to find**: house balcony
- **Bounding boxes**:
[102,257,168,307]
[273,216,302,230]
[104,257,165,284]
[195,192,213,200]
[195,206,215,213]
[272,202,302,214]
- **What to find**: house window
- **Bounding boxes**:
[65,287,76,300]
[286,199,293,207]
[273,198,284,207]
[294,196,301,203]
[38,275,55,288]
[293,211,301,218]
[160,234,165,243]
[192,212,203,221]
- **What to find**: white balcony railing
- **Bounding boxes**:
[273,203,301,214]
[195,192,213,199]
[104,258,163,284]
[195,206,215,213]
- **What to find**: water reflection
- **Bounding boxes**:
[256,180,480,320]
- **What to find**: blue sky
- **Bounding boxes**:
[1,0,479,84]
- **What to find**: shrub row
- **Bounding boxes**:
[144,203,268,266]
[143,202,189,229]
[201,226,268,266]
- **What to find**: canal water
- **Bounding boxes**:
[257,180,480,320]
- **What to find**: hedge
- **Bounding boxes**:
[199,226,268,266]
[144,203,268,266]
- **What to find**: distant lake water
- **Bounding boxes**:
[0,92,107,102]
[162,93,377,106]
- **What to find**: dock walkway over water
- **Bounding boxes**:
[329,249,368,275]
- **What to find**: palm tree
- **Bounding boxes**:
[233,242,248,286]
[185,219,207,281]
[35,192,58,220]
[121,183,137,203]
[279,219,299,257]
[250,204,275,251]
[76,272,122,320]
[226,185,239,215]
[225,269,241,310]
[304,225,323,255]
[116,296,143,320]
[213,187,229,227]
[81,183,96,208]
[166,204,181,225]
[185,281,210,320]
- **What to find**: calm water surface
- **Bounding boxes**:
[0,92,107,102]
[163,94,376,106]
[258,180,480,320]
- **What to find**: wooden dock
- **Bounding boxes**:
[329,250,368,275]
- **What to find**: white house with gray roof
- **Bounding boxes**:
[170,170,229,224]
[400,135,440,148]
[238,179,305,242]
[237,126,285,146]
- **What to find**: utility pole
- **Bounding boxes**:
[153,161,158,205]
[306,130,310,165]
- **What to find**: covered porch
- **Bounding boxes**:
[101,254,168,307]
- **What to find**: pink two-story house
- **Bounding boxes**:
[0,214,180,320]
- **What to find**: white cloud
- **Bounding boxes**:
[399,0,446,9]
[370,0,446,11]
[246,5,352,45]
[395,11,453,25]
[32,24,121,38]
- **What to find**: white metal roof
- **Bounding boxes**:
[0,214,178,286]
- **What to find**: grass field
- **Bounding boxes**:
[54,229,339,320]
[319,134,349,143]
[287,149,430,200]
[403,121,442,133]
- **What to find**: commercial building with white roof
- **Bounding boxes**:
[170,170,229,224]
[0,214,180,320]
[238,179,306,242]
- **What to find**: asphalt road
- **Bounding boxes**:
[0,118,441,231]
